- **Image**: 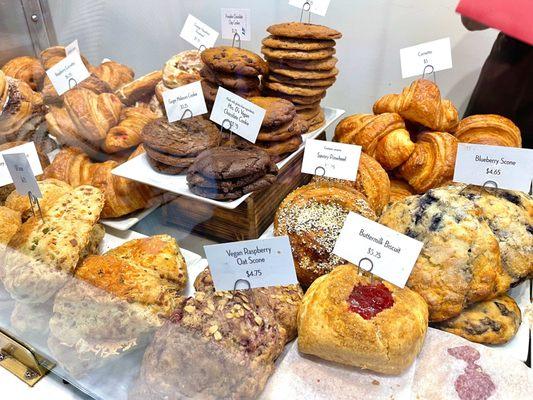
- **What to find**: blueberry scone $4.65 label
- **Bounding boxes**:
[162,81,207,122]
[180,14,219,49]
[204,237,298,291]
[210,87,266,143]
[45,52,90,96]
[302,139,361,181]
[333,212,423,288]
[453,143,533,193]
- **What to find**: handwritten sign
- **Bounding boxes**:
[180,14,219,49]
[65,39,80,56]
[302,139,361,181]
[400,37,452,79]
[0,142,43,188]
[3,153,42,197]
[162,81,207,122]
[45,52,90,96]
[221,8,251,41]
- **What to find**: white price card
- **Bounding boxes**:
[453,143,533,193]
[0,142,43,188]
[210,87,266,143]
[3,153,42,197]
[289,0,331,16]
[333,212,423,288]
[400,37,452,79]
[301,139,361,181]
[221,8,251,41]
[180,14,219,49]
[162,81,207,122]
[204,237,298,291]
[65,39,80,56]
[45,52,90,96]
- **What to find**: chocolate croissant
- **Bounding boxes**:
[93,61,135,91]
[454,114,522,148]
[1,56,45,91]
[333,113,415,170]
[373,79,458,132]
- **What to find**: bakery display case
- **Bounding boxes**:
[0,1,532,399]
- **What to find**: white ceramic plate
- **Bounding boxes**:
[111,107,345,210]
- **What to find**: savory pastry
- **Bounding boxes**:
[115,70,162,105]
[298,264,428,374]
[454,114,522,147]
[201,46,268,77]
[1,56,45,91]
[163,50,203,88]
[194,266,303,342]
[435,294,521,344]
[379,187,512,321]
[44,147,159,218]
[373,79,459,132]
[129,290,285,400]
[333,113,415,170]
[92,60,135,91]
[274,182,376,287]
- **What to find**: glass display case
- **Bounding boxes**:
[0,1,531,399]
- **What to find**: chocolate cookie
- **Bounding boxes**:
[189,173,277,200]
[263,89,326,104]
[261,46,335,61]
[294,101,322,111]
[144,144,197,168]
[147,155,186,175]
[189,146,272,180]
[248,96,296,127]
[306,108,325,126]
[257,115,309,142]
[263,81,326,97]
[202,79,261,102]
[296,106,321,121]
[141,117,220,156]
[256,135,303,156]
[200,66,260,91]
[201,46,268,76]
[262,36,336,51]
[267,22,342,40]
[267,73,336,87]
[269,57,338,71]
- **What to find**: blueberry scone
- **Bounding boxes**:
[436,294,521,344]
[379,187,512,321]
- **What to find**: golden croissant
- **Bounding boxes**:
[44,147,159,218]
[373,79,459,132]
[1,56,45,91]
[333,113,415,170]
[389,178,416,204]
[93,61,135,91]
[103,105,158,153]
[399,131,458,193]
[41,74,112,105]
[454,114,521,148]
[39,46,92,70]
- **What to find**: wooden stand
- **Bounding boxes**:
[162,132,325,242]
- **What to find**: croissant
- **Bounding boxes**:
[333,113,415,170]
[93,61,135,91]
[103,105,158,153]
[39,46,92,70]
[389,178,416,204]
[2,56,45,91]
[398,131,458,193]
[454,114,522,148]
[373,79,459,132]
[116,70,163,105]
[44,147,159,218]
[41,74,112,105]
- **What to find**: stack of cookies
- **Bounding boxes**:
[187,146,278,200]
[261,22,342,131]
[249,96,309,163]
[141,117,220,175]
[200,46,268,105]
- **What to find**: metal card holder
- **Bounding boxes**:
[0,330,54,386]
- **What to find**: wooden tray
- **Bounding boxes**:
[162,132,325,242]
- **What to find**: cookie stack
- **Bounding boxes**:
[187,146,278,200]
[141,117,220,175]
[261,22,342,131]
[249,96,309,163]
[200,46,268,105]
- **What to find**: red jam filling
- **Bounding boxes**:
[347,282,394,319]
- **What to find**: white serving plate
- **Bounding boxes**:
[111,107,345,210]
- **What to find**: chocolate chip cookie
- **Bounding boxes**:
[257,115,309,142]
[201,46,268,76]
[261,46,335,61]
[268,64,339,79]
[256,135,303,157]
[270,57,338,71]
[267,22,342,40]
[248,96,296,127]
[267,72,336,87]
[262,36,336,50]
[200,66,260,91]
[263,89,326,104]
[263,81,326,97]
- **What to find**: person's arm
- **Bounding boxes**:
[461,15,489,31]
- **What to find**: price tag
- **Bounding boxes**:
[162,81,207,122]
[180,14,219,49]
[289,0,331,16]
[45,52,90,96]
[453,143,533,193]
[204,237,298,291]
[0,142,43,188]
[209,87,266,143]
[2,153,42,198]
[333,213,423,288]
[400,37,452,79]
[65,39,80,56]
[221,8,251,41]
[301,139,361,181]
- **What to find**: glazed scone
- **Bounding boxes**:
[436,294,521,344]
[129,290,286,400]
[298,264,428,375]
[379,187,512,322]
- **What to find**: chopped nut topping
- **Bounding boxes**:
[214,331,222,341]
[207,325,218,334]
[184,305,196,313]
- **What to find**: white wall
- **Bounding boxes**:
[48,0,498,118]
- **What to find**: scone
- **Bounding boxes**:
[379,187,512,321]
[436,294,521,344]
[298,264,428,375]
